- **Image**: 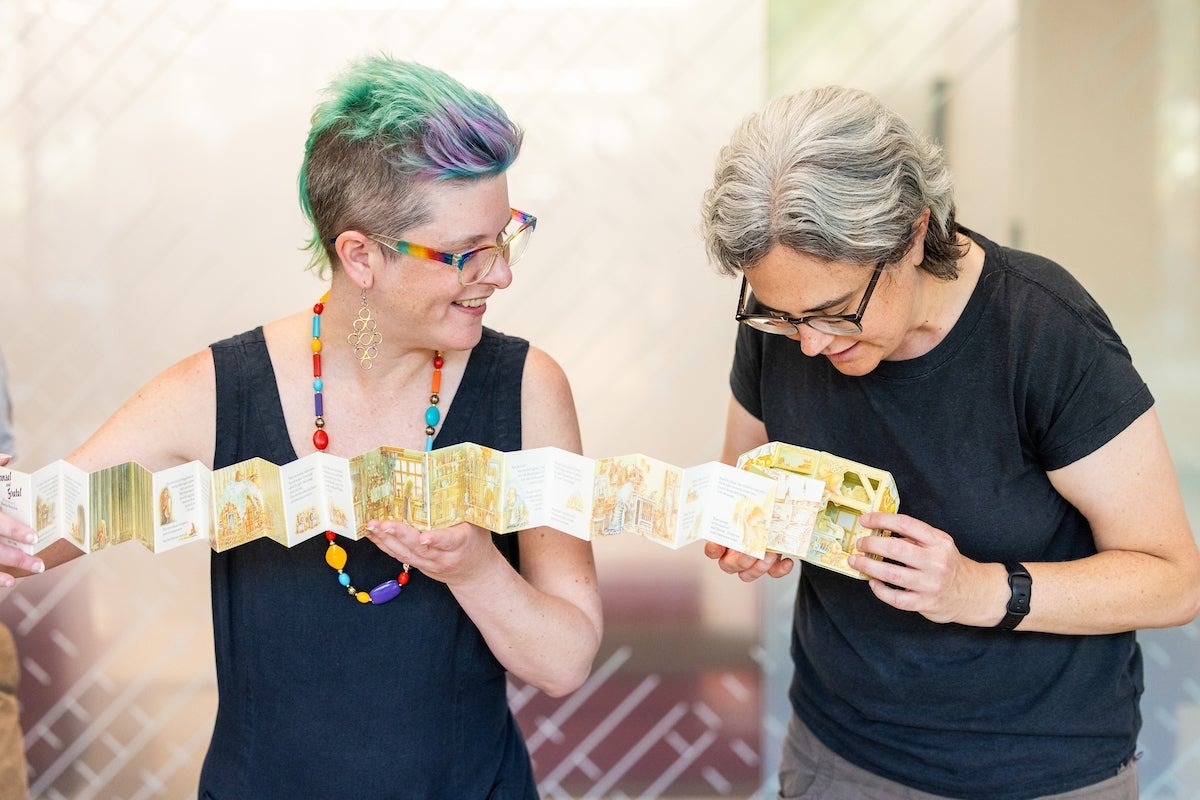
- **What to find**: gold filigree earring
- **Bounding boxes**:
[348,288,382,369]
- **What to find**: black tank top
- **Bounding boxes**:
[199,326,535,800]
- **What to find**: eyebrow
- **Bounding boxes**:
[432,216,511,252]
[754,287,857,317]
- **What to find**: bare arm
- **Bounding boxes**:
[368,346,603,696]
[719,394,770,467]
[855,408,1200,632]
[1024,407,1200,632]
[0,349,216,582]
[65,349,217,473]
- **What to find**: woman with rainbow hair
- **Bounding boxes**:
[0,55,602,799]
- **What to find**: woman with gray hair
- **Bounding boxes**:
[701,86,1199,799]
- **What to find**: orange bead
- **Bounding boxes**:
[325,543,347,571]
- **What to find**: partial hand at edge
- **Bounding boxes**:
[0,454,45,586]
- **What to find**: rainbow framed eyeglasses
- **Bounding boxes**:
[367,208,536,286]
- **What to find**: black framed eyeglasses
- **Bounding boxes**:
[735,260,884,336]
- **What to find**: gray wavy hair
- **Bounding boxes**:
[700,86,964,278]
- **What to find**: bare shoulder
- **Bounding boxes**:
[68,347,217,471]
[521,343,571,392]
[520,344,581,453]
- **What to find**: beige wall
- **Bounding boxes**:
[1016,2,1200,792]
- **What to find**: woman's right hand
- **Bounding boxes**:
[704,541,795,581]
[0,454,43,587]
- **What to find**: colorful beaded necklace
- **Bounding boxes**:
[310,290,444,604]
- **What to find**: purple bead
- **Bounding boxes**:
[314,393,323,416]
[368,579,401,604]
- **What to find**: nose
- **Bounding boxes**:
[788,325,835,357]
[479,255,514,290]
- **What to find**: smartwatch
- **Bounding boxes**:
[996,562,1032,631]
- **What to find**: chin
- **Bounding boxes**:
[826,354,881,377]
[442,324,485,352]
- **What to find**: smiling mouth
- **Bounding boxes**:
[455,298,486,308]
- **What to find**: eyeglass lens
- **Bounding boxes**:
[460,219,534,285]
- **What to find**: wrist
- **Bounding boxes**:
[995,562,1032,631]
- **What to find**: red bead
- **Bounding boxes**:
[314,302,324,314]
[313,353,322,377]
[433,354,444,369]
[398,571,410,585]
[325,531,336,542]
[313,429,329,450]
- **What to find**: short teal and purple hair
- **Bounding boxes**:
[299,55,523,275]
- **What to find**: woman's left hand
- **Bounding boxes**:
[849,511,997,626]
[365,519,498,586]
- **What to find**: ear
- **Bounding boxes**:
[332,231,379,290]
[909,208,932,266]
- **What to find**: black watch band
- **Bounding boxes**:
[996,562,1032,631]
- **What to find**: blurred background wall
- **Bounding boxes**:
[0,1,1196,797]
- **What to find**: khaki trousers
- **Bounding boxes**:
[779,713,1138,800]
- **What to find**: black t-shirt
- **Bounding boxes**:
[731,229,1152,799]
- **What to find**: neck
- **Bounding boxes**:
[310,292,443,453]
[894,239,982,360]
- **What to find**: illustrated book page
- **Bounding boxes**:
[589,455,774,557]
[1,442,896,577]
[0,460,92,569]
[151,461,213,553]
[738,443,899,579]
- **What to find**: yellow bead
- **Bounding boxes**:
[355,591,371,603]
[325,543,347,570]
[312,338,322,353]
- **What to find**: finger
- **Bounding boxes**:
[364,521,421,560]
[766,556,795,579]
[0,519,37,547]
[0,454,10,466]
[858,511,904,533]
[861,512,936,546]
[718,550,759,575]
[851,553,910,589]
[703,542,728,561]
[867,579,915,610]
[737,557,775,583]
[0,546,44,580]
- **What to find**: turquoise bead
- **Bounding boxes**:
[312,315,320,338]
[338,572,350,586]
[313,377,323,392]
[425,405,440,426]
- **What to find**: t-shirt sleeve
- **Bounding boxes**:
[1017,276,1153,472]
[729,323,766,420]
